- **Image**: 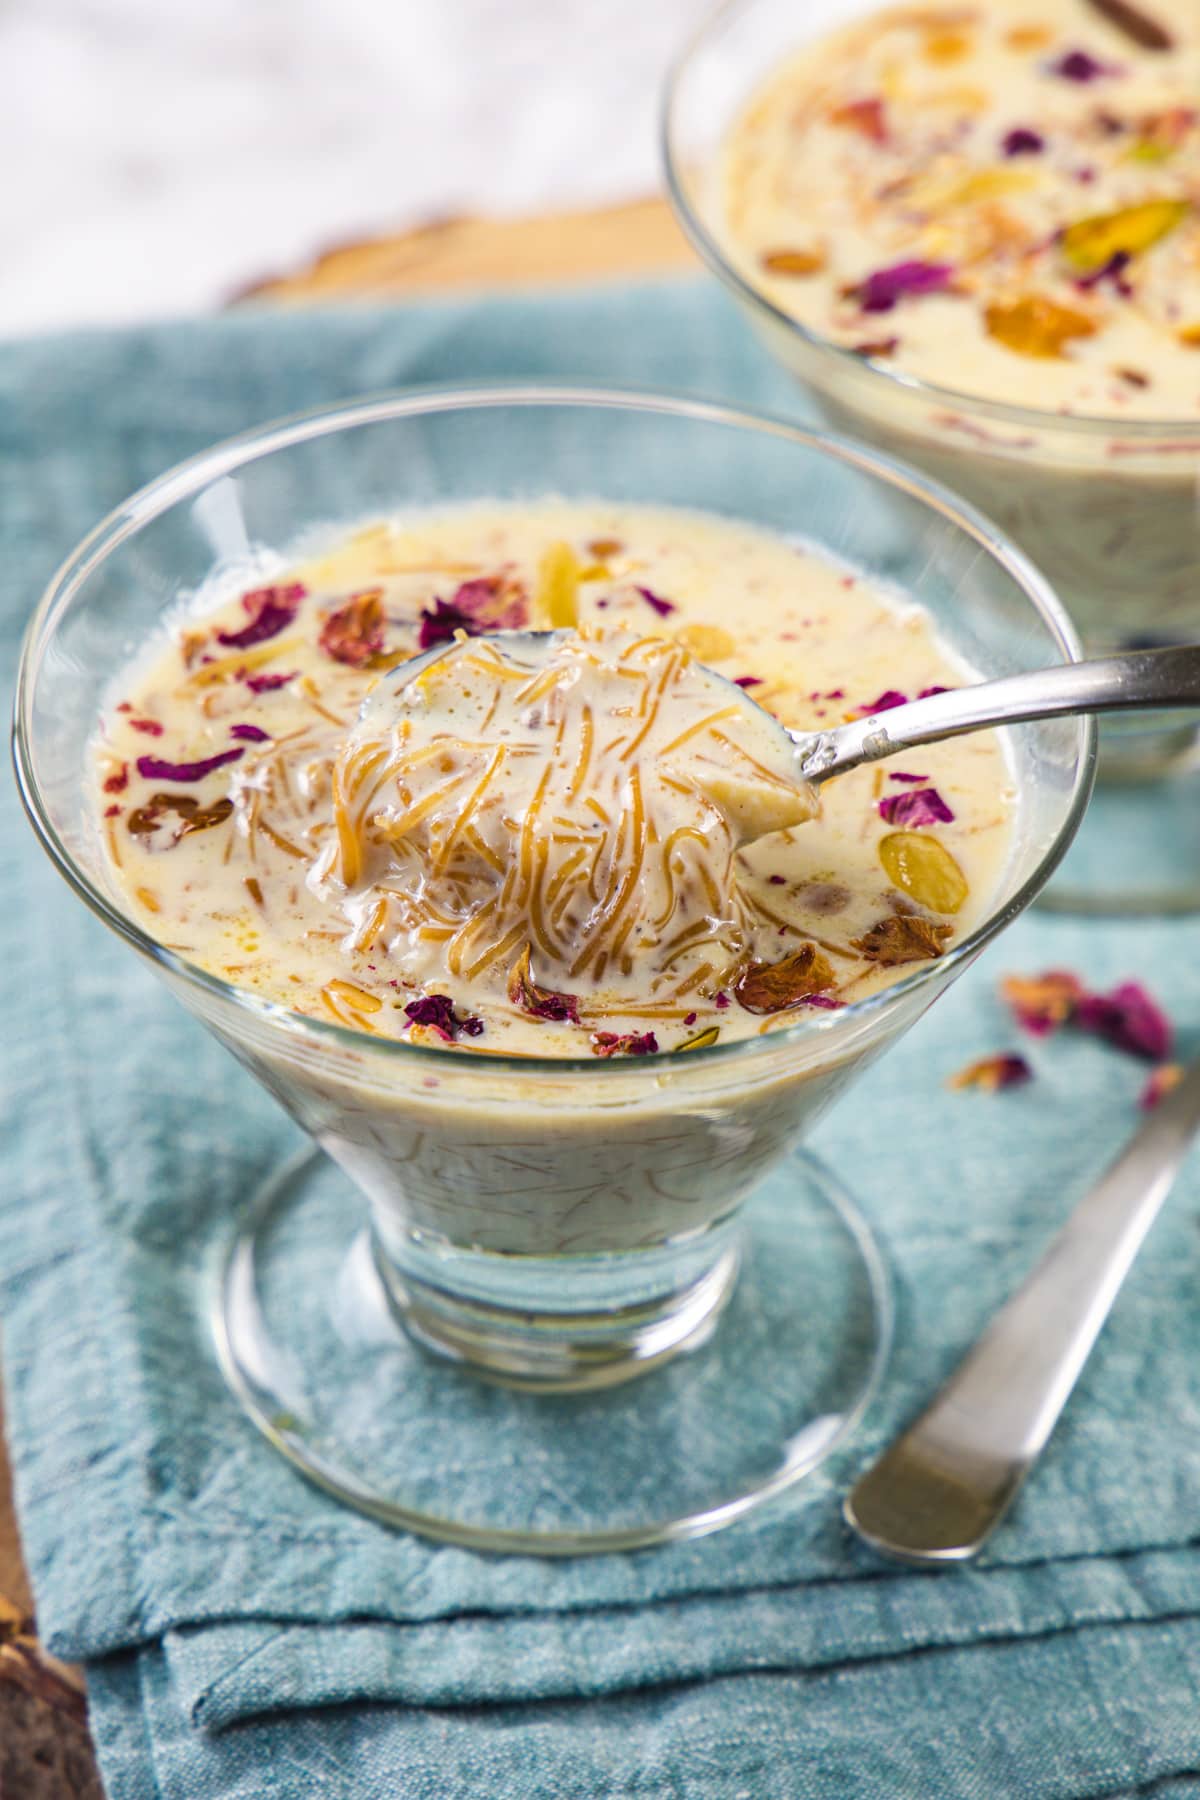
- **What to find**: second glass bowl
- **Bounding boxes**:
[664,0,1200,912]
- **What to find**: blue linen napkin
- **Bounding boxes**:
[4,281,1200,1799]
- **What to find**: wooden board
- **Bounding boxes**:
[235,196,696,304]
[3,190,691,1793]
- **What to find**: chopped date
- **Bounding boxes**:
[734,943,837,1014]
[852,914,952,965]
[127,792,234,841]
[1084,0,1173,50]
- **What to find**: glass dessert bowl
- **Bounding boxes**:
[663,0,1200,912]
[14,388,1092,1552]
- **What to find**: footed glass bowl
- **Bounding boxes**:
[663,0,1200,913]
[14,388,1093,1551]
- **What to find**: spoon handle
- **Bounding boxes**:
[795,644,1200,781]
[844,1056,1200,1566]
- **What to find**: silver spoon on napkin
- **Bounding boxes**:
[845,1055,1200,1565]
[389,637,1200,787]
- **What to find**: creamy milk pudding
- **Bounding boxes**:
[722,0,1200,417]
[93,503,1014,1064]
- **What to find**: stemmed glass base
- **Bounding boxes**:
[213,1146,892,1555]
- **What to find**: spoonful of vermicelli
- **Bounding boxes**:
[321,627,1200,1002]
[320,625,816,997]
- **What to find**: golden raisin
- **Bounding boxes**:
[923,29,970,61]
[879,831,968,913]
[985,296,1097,359]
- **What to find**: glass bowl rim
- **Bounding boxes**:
[13,380,1096,1076]
[661,0,1200,438]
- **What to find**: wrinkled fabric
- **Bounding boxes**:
[3,285,1199,1797]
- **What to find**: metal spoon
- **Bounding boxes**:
[790,643,1200,784]
[845,1055,1200,1565]
[385,636,1200,785]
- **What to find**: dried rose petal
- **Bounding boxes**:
[454,575,529,629]
[878,786,955,827]
[216,583,305,650]
[888,771,927,784]
[591,1030,659,1058]
[714,991,731,1009]
[102,764,129,794]
[734,943,837,1014]
[855,260,954,314]
[1084,0,1172,50]
[949,1053,1034,1092]
[245,671,297,693]
[1003,126,1045,155]
[860,689,908,713]
[417,598,476,649]
[507,945,581,1024]
[404,994,481,1039]
[136,748,244,782]
[1075,980,1172,1060]
[319,590,387,667]
[130,718,164,736]
[1048,49,1121,81]
[636,586,676,618]
[852,914,952,965]
[799,994,845,1011]
[230,723,270,743]
[417,574,529,649]
[917,686,951,700]
[1140,1062,1183,1109]
[1001,970,1085,1036]
[734,676,763,689]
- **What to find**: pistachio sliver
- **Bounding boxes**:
[1060,199,1190,274]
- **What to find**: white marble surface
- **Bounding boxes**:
[0,0,716,339]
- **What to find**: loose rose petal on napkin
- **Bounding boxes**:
[949,1053,1034,1092]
